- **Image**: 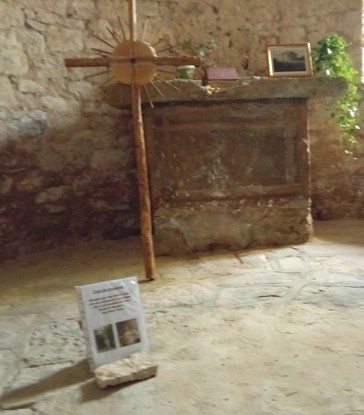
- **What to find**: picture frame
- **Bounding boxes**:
[267,43,313,77]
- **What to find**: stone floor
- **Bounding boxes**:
[0,219,364,415]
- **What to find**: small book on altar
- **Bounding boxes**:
[206,67,239,81]
[205,67,240,88]
[76,276,149,371]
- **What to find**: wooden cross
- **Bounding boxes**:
[64,0,200,281]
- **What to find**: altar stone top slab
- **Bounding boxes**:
[104,76,347,109]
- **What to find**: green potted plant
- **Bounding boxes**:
[312,33,360,152]
[176,38,217,79]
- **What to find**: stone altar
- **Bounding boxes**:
[105,77,346,254]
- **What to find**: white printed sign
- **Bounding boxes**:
[76,276,148,371]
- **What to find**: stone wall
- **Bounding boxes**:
[0,0,363,260]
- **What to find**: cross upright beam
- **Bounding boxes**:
[128,0,156,281]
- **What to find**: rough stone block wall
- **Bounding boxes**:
[0,0,363,259]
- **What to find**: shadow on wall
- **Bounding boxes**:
[313,219,364,246]
[0,107,140,262]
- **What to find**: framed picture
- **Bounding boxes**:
[267,43,313,77]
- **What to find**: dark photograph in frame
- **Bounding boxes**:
[267,43,313,77]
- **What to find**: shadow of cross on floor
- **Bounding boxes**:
[0,359,100,410]
[0,358,145,410]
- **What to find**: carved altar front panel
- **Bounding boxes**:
[145,99,311,254]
